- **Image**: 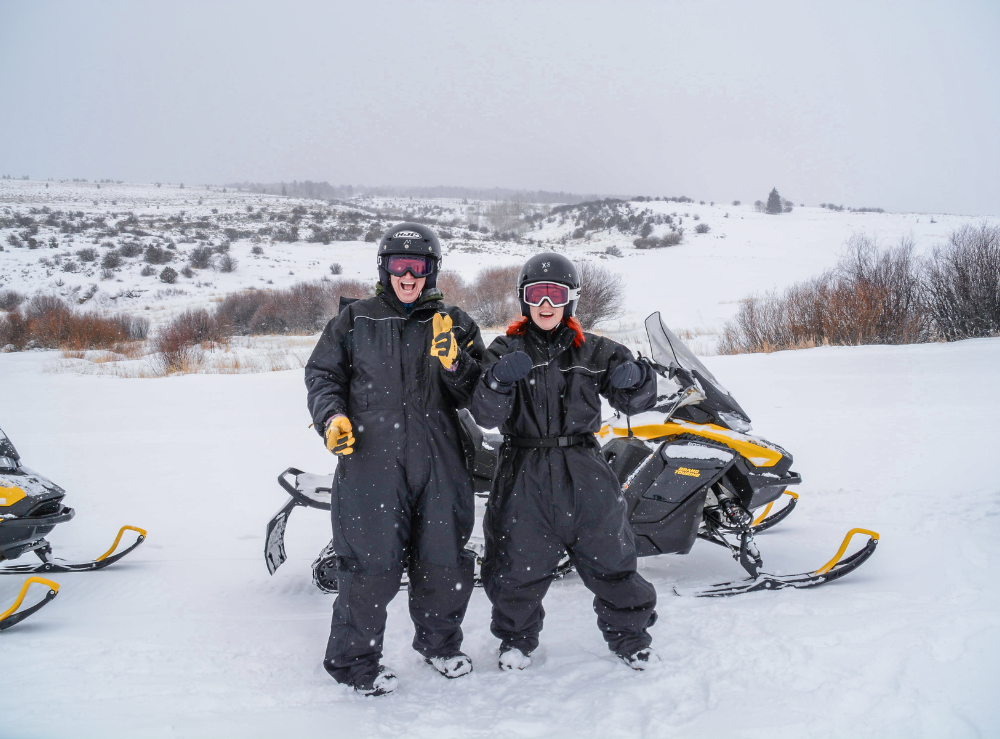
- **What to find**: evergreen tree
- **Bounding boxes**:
[766,188,783,214]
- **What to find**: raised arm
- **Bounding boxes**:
[305,306,355,437]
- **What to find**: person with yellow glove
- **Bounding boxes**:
[305,222,486,697]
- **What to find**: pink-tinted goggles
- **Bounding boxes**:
[522,281,580,307]
[385,255,435,277]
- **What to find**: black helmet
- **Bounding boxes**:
[377,222,442,288]
[517,252,581,318]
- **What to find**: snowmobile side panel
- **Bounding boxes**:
[601,437,653,486]
[0,577,59,631]
[457,409,500,495]
[633,487,708,556]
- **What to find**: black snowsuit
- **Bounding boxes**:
[305,287,485,686]
[470,321,659,657]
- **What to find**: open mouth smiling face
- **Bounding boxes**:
[391,272,425,302]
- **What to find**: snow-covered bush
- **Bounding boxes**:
[923,223,1000,340]
[0,289,25,311]
[217,253,238,273]
[160,267,178,284]
[188,246,213,268]
[695,223,711,234]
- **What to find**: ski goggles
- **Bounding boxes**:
[521,281,581,308]
[383,254,435,277]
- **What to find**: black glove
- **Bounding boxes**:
[609,360,646,390]
[491,350,532,386]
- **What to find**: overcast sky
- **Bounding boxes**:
[2,0,998,214]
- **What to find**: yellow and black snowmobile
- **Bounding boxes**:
[0,427,146,630]
[266,312,878,597]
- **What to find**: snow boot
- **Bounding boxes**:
[353,665,398,697]
[424,652,473,679]
[619,647,659,671]
[498,646,532,671]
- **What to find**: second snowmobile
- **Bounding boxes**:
[0,426,146,630]
[265,312,878,597]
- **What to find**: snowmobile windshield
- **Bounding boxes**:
[644,312,752,430]
[645,312,728,394]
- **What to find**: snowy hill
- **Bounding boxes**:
[3,180,995,351]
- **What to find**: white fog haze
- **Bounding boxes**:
[2,0,998,214]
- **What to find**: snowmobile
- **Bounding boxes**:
[265,312,878,597]
[0,427,146,630]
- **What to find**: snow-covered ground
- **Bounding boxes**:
[2,335,999,739]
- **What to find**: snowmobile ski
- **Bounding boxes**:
[675,528,879,597]
[0,577,60,631]
[0,525,147,575]
[751,490,799,533]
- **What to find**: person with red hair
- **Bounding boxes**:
[469,253,660,672]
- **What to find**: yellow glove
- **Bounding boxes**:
[431,313,458,371]
[324,415,355,456]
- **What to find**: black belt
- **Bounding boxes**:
[505,434,590,448]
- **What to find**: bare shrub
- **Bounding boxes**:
[633,232,682,249]
[145,245,173,264]
[0,289,25,311]
[140,265,156,277]
[76,247,98,262]
[0,311,29,349]
[330,263,343,275]
[694,223,711,234]
[118,242,143,258]
[216,279,372,336]
[719,234,928,354]
[466,265,521,327]
[188,246,213,269]
[3,294,145,351]
[217,253,238,273]
[923,223,1000,340]
[576,261,625,330]
[251,245,264,255]
[160,267,178,284]
[437,271,470,309]
[101,250,123,269]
